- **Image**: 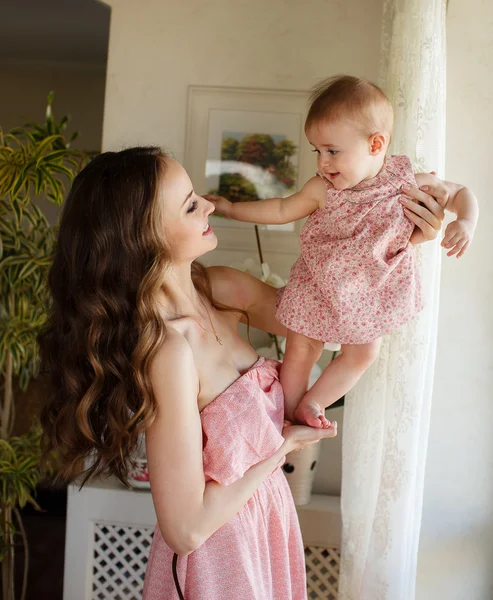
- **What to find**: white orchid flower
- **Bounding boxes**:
[259,263,286,289]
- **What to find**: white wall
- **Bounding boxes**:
[0,60,106,224]
[417,1,493,598]
[102,0,383,159]
[0,61,105,151]
[102,0,385,495]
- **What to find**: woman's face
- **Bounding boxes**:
[159,160,217,262]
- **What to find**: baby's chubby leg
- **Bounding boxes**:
[295,338,382,428]
[281,329,323,424]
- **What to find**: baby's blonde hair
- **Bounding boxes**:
[305,75,394,138]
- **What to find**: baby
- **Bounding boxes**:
[206,75,479,428]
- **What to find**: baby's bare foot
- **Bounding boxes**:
[294,400,330,429]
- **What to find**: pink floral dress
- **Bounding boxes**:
[142,357,307,600]
[276,155,423,345]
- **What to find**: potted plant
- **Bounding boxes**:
[0,92,85,599]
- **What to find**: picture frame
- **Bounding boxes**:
[184,86,315,252]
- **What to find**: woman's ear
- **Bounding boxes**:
[369,132,388,155]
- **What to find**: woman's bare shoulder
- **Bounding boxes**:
[149,327,198,396]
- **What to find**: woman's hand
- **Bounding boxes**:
[203,194,233,218]
[399,181,446,245]
[281,419,337,454]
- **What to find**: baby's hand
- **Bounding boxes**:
[203,194,233,218]
[441,218,475,258]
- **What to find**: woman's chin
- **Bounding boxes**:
[200,229,218,253]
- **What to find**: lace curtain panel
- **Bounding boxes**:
[338,1,447,598]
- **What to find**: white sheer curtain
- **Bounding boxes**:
[338,1,446,598]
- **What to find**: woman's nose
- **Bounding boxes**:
[204,198,215,216]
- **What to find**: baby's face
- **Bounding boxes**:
[306,120,383,190]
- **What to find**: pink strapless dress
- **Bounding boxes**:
[142,357,307,600]
[276,155,423,345]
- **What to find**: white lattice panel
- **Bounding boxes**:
[92,522,154,600]
[305,546,340,600]
[90,527,340,600]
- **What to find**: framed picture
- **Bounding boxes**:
[185,86,315,244]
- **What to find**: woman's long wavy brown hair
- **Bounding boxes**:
[39,146,241,487]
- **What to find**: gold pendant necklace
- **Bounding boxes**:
[195,302,223,346]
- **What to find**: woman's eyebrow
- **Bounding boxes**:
[182,190,193,206]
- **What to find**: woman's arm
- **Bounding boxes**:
[399,181,446,245]
[146,328,335,556]
[208,265,287,336]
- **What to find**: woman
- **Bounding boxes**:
[39,147,445,599]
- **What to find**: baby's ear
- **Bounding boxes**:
[368,132,387,155]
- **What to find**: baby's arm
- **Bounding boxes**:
[414,173,479,257]
[204,175,325,225]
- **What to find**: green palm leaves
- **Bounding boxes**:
[0,93,86,598]
[0,93,85,395]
